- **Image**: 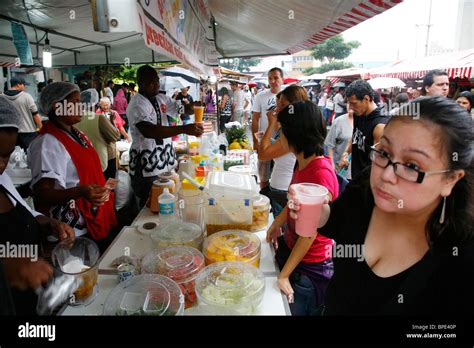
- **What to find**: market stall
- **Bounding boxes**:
[58,209,290,316]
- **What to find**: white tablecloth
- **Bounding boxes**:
[59,207,290,316]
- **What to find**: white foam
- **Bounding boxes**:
[62,257,90,274]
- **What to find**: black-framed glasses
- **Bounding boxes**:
[369,143,451,184]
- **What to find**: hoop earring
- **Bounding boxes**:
[439,196,447,224]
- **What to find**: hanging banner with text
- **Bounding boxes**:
[11,22,33,65]
[137,0,218,76]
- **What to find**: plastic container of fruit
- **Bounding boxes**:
[203,230,261,268]
[251,194,270,232]
[195,261,265,315]
[150,221,203,251]
[103,274,184,316]
[141,246,205,308]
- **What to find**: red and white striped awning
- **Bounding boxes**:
[325,67,370,84]
[369,49,474,80]
[210,0,402,58]
[288,0,402,54]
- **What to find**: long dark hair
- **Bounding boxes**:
[394,96,474,247]
[278,100,326,159]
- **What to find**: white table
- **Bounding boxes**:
[59,207,290,316]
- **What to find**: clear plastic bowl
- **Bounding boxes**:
[103,274,184,316]
[251,194,270,232]
[141,246,205,308]
[195,261,265,315]
[203,230,261,267]
[150,221,204,251]
[51,237,99,306]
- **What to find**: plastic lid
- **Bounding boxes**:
[141,246,204,284]
[159,171,178,179]
[153,178,173,187]
[253,194,270,207]
[203,230,260,263]
[195,261,265,307]
[205,171,258,198]
[151,221,202,246]
[103,274,183,316]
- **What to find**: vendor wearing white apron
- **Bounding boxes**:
[126,66,204,208]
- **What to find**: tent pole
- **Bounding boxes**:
[215,79,220,133]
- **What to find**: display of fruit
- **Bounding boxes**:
[141,247,205,308]
[203,230,261,267]
[228,141,243,150]
[195,261,265,315]
[225,125,250,148]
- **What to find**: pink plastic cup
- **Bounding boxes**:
[291,183,328,237]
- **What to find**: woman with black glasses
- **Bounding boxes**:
[286,96,473,315]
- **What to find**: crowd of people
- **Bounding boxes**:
[0,64,472,316]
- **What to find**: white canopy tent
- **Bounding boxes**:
[0,0,402,74]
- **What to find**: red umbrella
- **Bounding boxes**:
[248,82,257,87]
[284,77,300,84]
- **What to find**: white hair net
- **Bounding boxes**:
[80,88,99,105]
[0,96,21,129]
[39,82,80,115]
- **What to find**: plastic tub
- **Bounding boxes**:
[251,194,270,232]
[203,230,261,267]
[103,274,184,316]
[205,197,253,235]
[150,221,204,251]
[204,172,258,235]
[195,261,265,315]
[51,237,99,306]
[141,246,204,308]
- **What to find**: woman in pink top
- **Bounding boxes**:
[97,97,130,142]
[113,84,129,131]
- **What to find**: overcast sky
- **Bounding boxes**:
[344,0,461,62]
[252,0,464,72]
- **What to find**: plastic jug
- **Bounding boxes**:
[159,188,176,224]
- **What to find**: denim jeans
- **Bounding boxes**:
[289,273,323,316]
[275,236,334,316]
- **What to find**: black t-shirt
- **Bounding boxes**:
[351,107,389,178]
[318,169,474,316]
